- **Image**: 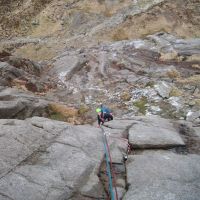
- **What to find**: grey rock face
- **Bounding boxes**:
[0,100,25,118]
[0,87,49,119]
[0,53,54,93]
[193,127,200,138]
[124,151,200,200]
[0,62,23,86]
[129,116,185,149]
[47,32,200,119]
[104,119,136,130]
[0,117,106,200]
[0,117,69,178]
[186,110,200,122]
[108,136,128,164]
[51,55,88,85]
[0,114,199,200]
[154,81,172,98]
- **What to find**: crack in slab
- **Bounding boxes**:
[54,141,80,149]
[45,184,74,200]
[0,126,70,180]
[81,193,105,199]
[0,192,15,200]
[13,172,43,187]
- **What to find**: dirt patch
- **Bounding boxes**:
[0,0,54,38]
[14,43,58,61]
[48,103,93,125]
[178,123,200,154]
[100,0,200,41]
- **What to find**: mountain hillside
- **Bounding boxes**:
[0,0,199,61]
[0,0,200,200]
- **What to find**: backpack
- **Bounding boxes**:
[101,106,111,114]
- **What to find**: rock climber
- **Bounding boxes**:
[96,105,113,127]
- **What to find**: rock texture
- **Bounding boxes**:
[0,52,54,93]
[129,116,185,149]
[124,151,200,200]
[154,81,172,98]
[0,87,49,119]
[0,117,106,200]
[46,33,200,121]
[0,0,199,199]
[0,114,199,199]
[1,0,200,61]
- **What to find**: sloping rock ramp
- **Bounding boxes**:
[0,117,105,200]
[124,151,200,200]
[128,116,185,149]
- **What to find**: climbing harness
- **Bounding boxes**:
[100,127,119,200]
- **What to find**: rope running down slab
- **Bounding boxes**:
[101,127,118,200]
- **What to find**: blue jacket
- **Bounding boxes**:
[101,106,111,114]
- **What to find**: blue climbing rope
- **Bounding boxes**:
[104,130,119,200]
[101,127,115,200]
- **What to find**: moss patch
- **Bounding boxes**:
[170,87,183,97]
[145,81,155,88]
[50,112,67,121]
[195,99,200,106]
[78,105,90,115]
[133,96,148,115]
[159,101,186,120]
[121,92,132,101]
[177,75,200,86]
[48,103,91,125]
[166,70,180,79]
[14,44,58,61]
[112,29,129,41]
[48,103,78,122]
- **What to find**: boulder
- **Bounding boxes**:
[154,81,172,98]
[103,126,126,138]
[0,62,23,86]
[108,136,128,164]
[186,110,200,122]
[123,151,200,200]
[104,119,137,130]
[0,100,25,118]
[0,87,49,119]
[129,116,185,149]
